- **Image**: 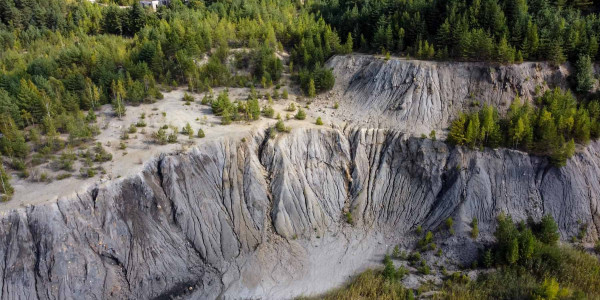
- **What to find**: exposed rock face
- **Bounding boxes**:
[326,55,573,134]
[1,127,599,299]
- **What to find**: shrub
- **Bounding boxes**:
[316,117,323,125]
[154,128,168,145]
[345,211,353,225]
[93,143,112,162]
[446,217,455,235]
[167,130,178,143]
[128,124,137,134]
[182,123,193,136]
[0,164,14,200]
[282,89,289,99]
[286,102,296,112]
[120,130,129,140]
[197,129,205,138]
[56,173,72,180]
[295,108,306,120]
[275,120,290,133]
[537,214,560,245]
[382,255,407,281]
[262,106,275,118]
[418,231,434,249]
[333,101,339,109]
[416,225,423,235]
[183,92,194,102]
[471,217,479,239]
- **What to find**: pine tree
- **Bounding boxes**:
[344,32,353,54]
[248,98,260,120]
[448,114,467,145]
[308,78,316,98]
[111,80,126,119]
[575,54,594,93]
[465,113,481,148]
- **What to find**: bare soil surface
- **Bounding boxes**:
[3,86,345,211]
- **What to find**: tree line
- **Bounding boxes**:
[448,88,600,166]
[315,0,600,66]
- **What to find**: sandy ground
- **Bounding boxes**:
[2,86,345,211]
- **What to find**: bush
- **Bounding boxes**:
[128,124,137,133]
[197,129,205,138]
[537,214,560,245]
[345,211,353,225]
[167,130,178,143]
[182,123,193,136]
[0,165,14,200]
[154,128,168,145]
[56,173,72,180]
[418,231,434,249]
[295,108,306,120]
[316,117,323,125]
[93,143,112,162]
[471,217,479,239]
[262,106,275,118]
[286,102,296,112]
[333,101,339,109]
[416,225,423,235]
[183,92,194,102]
[275,120,290,133]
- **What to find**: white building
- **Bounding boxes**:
[140,0,169,10]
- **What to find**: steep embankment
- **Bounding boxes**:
[326,55,572,134]
[1,127,599,299]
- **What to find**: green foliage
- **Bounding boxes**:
[93,142,112,162]
[345,211,353,225]
[415,225,423,235]
[322,216,600,299]
[471,217,479,239]
[197,129,205,138]
[275,120,290,133]
[0,164,13,201]
[182,123,193,136]
[295,108,306,120]
[537,214,560,245]
[309,269,411,300]
[448,89,599,167]
[317,0,600,65]
[154,128,167,145]
[262,106,275,119]
[286,102,296,112]
[418,231,434,249]
[445,217,454,232]
[382,255,407,281]
[575,55,595,93]
[167,130,178,143]
[316,117,324,125]
[392,245,400,258]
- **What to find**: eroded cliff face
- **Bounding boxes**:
[1,127,599,299]
[326,55,574,134]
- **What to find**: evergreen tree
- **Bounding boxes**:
[575,54,594,93]
[0,163,13,201]
[308,78,316,98]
